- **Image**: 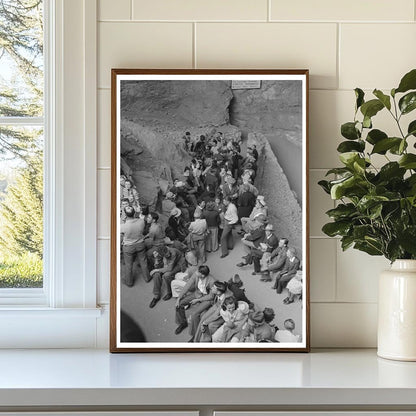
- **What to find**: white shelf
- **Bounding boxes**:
[0,349,416,408]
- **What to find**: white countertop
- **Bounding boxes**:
[0,349,416,407]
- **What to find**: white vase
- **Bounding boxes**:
[378,259,416,361]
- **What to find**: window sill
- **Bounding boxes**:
[0,349,415,409]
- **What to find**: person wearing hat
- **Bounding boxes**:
[237,215,267,269]
[249,223,279,275]
[227,274,252,306]
[174,265,216,335]
[238,310,275,343]
[212,298,250,343]
[160,191,177,227]
[260,237,289,282]
[167,207,188,242]
[240,195,268,234]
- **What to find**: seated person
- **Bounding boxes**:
[166,207,189,242]
[260,238,289,282]
[284,270,303,304]
[212,298,250,343]
[274,318,301,343]
[149,245,185,308]
[174,265,215,336]
[273,247,301,294]
[234,310,275,343]
[171,251,199,298]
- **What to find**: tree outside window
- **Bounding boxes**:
[0,0,44,288]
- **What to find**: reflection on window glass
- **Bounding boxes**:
[0,0,44,289]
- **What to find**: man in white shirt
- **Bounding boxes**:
[220,196,239,258]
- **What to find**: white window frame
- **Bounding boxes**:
[0,0,101,348]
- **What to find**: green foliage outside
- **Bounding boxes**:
[319,69,416,263]
[0,0,44,287]
[0,252,42,288]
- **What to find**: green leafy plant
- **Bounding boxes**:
[319,69,416,262]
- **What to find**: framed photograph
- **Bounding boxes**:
[110,69,309,352]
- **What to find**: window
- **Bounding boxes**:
[0,0,101,347]
[0,0,45,293]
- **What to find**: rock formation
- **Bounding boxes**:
[119,79,303,258]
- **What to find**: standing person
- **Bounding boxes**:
[149,245,185,308]
[203,201,220,253]
[220,196,239,258]
[237,183,256,221]
[174,265,215,335]
[123,179,140,212]
[187,210,208,265]
[144,212,165,257]
[120,206,150,286]
[167,207,188,242]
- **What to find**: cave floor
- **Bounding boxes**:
[120,232,303,345]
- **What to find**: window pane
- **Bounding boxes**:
[0,126,43,288]
[0,0,44,117]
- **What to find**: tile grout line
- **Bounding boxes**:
[193,22,197,69]
[267,0,271,22]
[336,22,340,90]
[130,0,133,20]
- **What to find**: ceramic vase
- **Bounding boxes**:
[378,259,416,361]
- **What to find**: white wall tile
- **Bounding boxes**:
[309,170,334,237]
[97,239,110,304]
[98,0,131,21]
[133,0,268,21]
[98,22,193,89]
[98,169,111,239]
[271,0,415,22]
[340,24,416,90]
[336,245,389,303]
[311,303,377,347]
[310,239,336,302]
[196,23,338,89]
[98,89,111,168]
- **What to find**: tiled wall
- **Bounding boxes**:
[96,0,416,347]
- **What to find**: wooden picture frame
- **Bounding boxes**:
[110,69,310,352]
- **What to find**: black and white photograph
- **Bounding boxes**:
[110,69,309,352]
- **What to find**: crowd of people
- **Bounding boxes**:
[119,130,302,343]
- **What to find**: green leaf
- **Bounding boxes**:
[355,88,365,110]
[341,122,360,140]
[373,89,391,110]
[399,92,416,115]
[378,162,406,181]
[339,152,360,167]
[352,224,373,240]
[354,241,383,256]
[407,120,416,138]
[318,180,331,194]
[337,140,365,153]
[363,115,372,129]
[360,99,384,119]
[341,235,355,251]
[369,203,383,220]
[325,167,351,176]
[326,203,357,220]
[330,176,357,199]
[390,138,408,155]
[371,137,402,155]
[398,227,416,255]
[366,129,388,145]
[395,69,416,94]
[322,221,351,237]
[399,154,416,169]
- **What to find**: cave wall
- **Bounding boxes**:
[230,80,303,202]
